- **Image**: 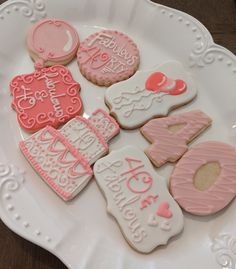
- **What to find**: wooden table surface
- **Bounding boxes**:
[0,0,235,268]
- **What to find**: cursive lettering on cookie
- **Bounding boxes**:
[94,146,184,253]
[105,61,197,129]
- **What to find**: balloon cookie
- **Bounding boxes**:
[10,65,82,133]
[27,19,80,68]
[105,61,198,129]
[170,141,236,216]
[77,30,140,86]
[141,110,212,167]
[94,146,184,253]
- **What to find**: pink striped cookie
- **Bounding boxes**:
[77,30,140,86]
[27,19,80,69]
[141,110,212,167]
[170,141,236,216]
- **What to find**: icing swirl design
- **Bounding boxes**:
[170,141,236,215]
[10,65,82,132]
[105,61,198,129]
[20,126,93,201]
[141,110,212,167]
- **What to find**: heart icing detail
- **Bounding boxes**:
[156,202,173,219]
[145,72,187,95]
[148,214,159,227]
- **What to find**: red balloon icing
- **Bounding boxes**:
[145,72,187,96]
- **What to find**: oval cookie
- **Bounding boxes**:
[170,141,236,216]
[27,19,80,68]
[77,30,140,86]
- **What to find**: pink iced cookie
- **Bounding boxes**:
[19,126,93,201]
[170,141,236,216]
[60,109,120,164]
[27,19,80,68]
[141,110,212,167]
[77,30,140,86]
[10,65,82,133]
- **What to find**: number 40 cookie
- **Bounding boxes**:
[94,146,184,253]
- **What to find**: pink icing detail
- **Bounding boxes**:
[88,109,120,142]
[10,65,82,132]
[77,30,140,86]
[170,141,236,216]
[140,195,159,210]
[156,202,173,219]
[27,19,80,67]
[121,158,153,194]
[145,72,187,95]
[141,110,212,167]
[19,126,93,201]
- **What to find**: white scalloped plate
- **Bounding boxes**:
[0,0,236,268]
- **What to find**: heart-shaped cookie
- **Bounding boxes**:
[157,202,173,219]
[145,72,187,95]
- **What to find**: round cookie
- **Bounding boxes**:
[77,30,140,86]
[27,19,80,69]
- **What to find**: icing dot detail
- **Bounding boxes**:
[13,6,19,11]
[0,16,4,20]
[192,27,197,32]
[169,13,173,18]
[185,21,190,26]
[218,55,223,61]
[196,35,202,40]
[233,69,236,73]
[5,9,10,14]
[161,10,166,14]
[227,61,232,66]
[178,17,183,22]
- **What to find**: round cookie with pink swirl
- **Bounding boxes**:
[77,30,140,86]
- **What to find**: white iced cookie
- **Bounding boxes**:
[105,61,197,129]
[60,109,120,165]
[94,146,184,253]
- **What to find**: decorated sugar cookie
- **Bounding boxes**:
[20,126,93,201]
[60,109,120,164]
[105,61,197,129]
[19,109,119,201]
[10,65,82,133]
[27,19,80,68]
[94,146,184,253]
[141,110,212,167]
[77,30,140,86]
[170,141,236,216]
